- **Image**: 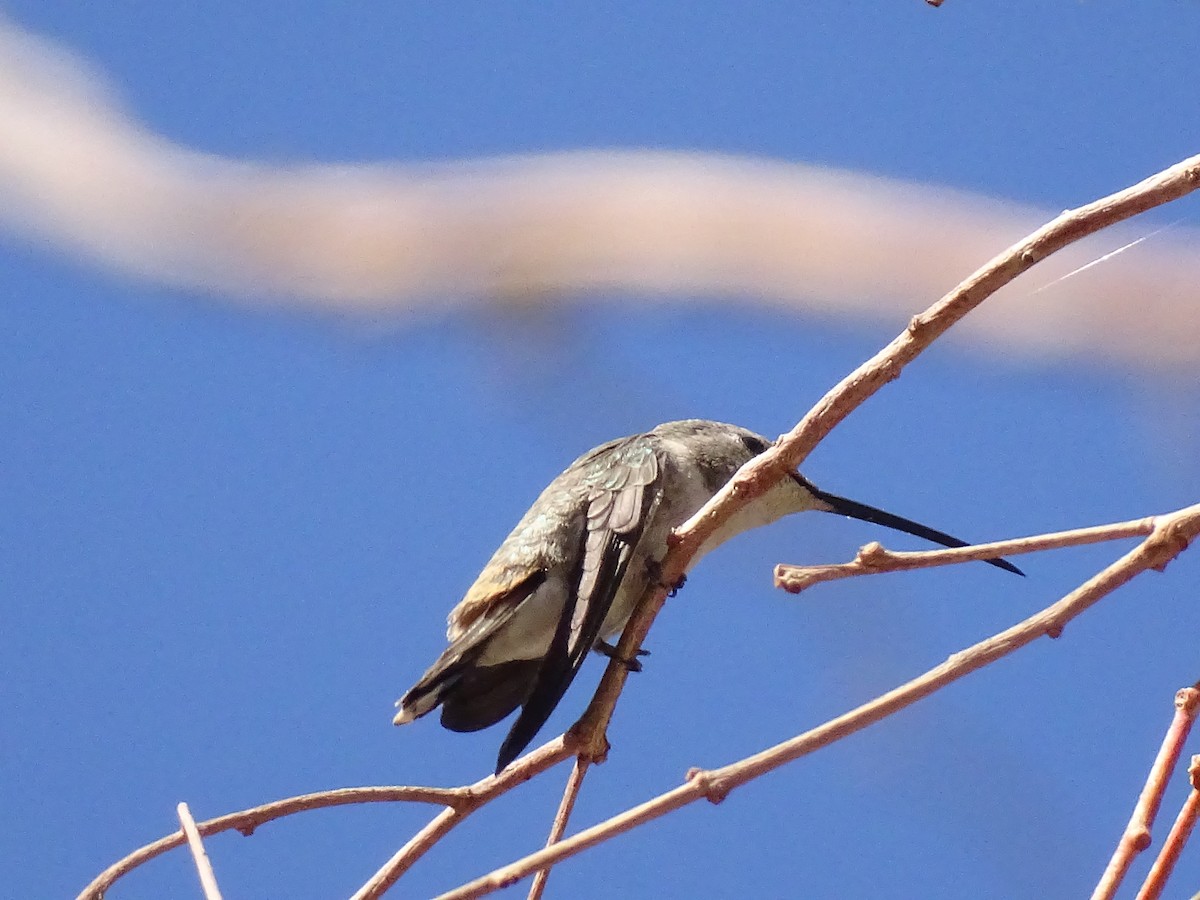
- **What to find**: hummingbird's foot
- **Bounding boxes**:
[645,560,687,596]
[594,639,650,673]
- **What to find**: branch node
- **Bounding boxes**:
[1189,755,1200,791]
[855,541,890,569]
[1045,622,1064,639]
[566,719,610,767]
[1174,687,1200,716]
[773,564,813,593]
[1146,518,1193,572]
[235,824,257,837]
[686,767,730,805]
[452,787,483,812]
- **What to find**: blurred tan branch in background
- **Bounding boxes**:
[2,17,1198,371]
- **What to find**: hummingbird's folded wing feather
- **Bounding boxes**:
[494,437,661,772]
[450,558,545,639]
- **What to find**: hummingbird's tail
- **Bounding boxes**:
[394,642,542,733]
[394,599,542,733]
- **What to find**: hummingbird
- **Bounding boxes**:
[394,419,1020,773]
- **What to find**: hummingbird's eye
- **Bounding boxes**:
[738,433,770,457]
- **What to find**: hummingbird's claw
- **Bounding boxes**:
[594,639,650,672]
[645,560,687,596]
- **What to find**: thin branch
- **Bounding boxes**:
[1092,686,1200,900]
[775,516,1157,592]
[1135,755,1200,900]
[572,152,1200,777]
[1132,753,1200,900]
[79,785,461,900]
[1148,778,1200,899]
[527,758,591,900]
[436,503,1200,899]
[1132,763,1200,900]
[177,803,224,900]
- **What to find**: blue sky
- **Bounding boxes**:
[3,4,1200,899]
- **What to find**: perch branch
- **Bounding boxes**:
[430,150,1200,897]
[570,151,1200,794]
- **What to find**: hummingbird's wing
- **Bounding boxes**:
[494,436,661,772]
[450,557,546,639]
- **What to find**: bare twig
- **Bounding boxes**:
[80,786,458,900]
[527,758,591,900]
[436,504,1200,899]
[1135,754,1200,900]
[15,22,1200,373]
[1093,685,1200,900]
[775,516,1156,592]
[176,803,224,900]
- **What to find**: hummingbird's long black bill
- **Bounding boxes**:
[805,483,1024,576]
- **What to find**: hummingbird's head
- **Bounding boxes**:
[648,419,778,492]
